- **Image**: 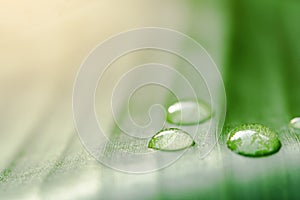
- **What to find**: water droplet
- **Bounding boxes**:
[227,124,281,157]
[166,100,211,125]
[148,128,195,151]
[289,117,300,130]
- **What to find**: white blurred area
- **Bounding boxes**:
[0,0,189,86]
[0,0,191,145]
[0,0,227,133]
[0,0,226,89]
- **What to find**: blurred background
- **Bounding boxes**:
[1,0,300,199]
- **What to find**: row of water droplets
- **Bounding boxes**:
[148,101,300,157]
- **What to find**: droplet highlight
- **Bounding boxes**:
[166,100,211,125]
[289,117,300,130]
[148,128,195,151]
[227,124,281,157]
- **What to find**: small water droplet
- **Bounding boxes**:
[289,117,300,130]
[166,100,211,125]
[227,124,281,157]
[148,128,195,151]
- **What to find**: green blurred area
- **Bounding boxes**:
[211,1,300,199]
[225,0,300,127]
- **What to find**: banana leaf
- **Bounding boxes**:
[0,0,300,199]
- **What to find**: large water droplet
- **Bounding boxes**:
[166,100,211,125]
[289,117,300,130]
[148,128,195,151]
[227,124,281,157]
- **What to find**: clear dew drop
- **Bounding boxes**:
[166,100,211,125]
[289,117,300,130]
[148,128,195,151]
[227,124,281,157]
